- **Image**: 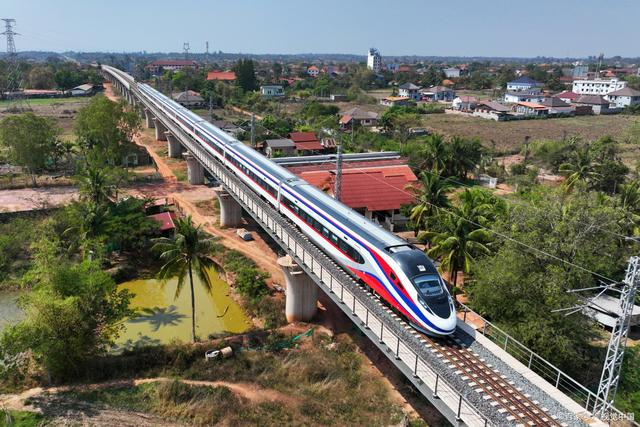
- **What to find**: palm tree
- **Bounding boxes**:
[421,134,449,171]
[418,188,500,288]
[559,145,601,192]
[152,216,218,343]
[407,167,455,233]
[77,166,114,206]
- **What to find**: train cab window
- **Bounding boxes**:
[386,245,413,254]
[412,274,444,298]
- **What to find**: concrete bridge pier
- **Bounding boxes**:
[185,153,205,185]
[144,109,155,129]
[165,132,183,158]
[153,118,167,141]
[278,255,318,323]
[213,186,243,227]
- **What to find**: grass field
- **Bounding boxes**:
[422,113,640,157]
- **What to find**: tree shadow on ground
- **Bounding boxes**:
[128,305,187,332]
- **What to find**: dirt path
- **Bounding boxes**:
[0,377,294,426]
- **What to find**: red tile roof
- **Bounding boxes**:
[148,212,176,232]
[295,141,324,151]
[290,162,417,212]
[556,91,579,100]
[289,132,318,143]
[207,71,236,81]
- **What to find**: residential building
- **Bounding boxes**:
[289,132,323,154]
[574,95,612,115]
[605,87,640,108]
[572,78,627,95]
[555,91,580,104]
[380,96,410,107]
[472,101,511,121]
[69,84,94,97]
[172,90,204,108]
[385,63,399,73]
[307,65,320,77]
[419,86,456,102]
[503,91,545,104]
[540,97,574,115]
[211,120,243,137]
[330,94,348,102]
[514,102,549,117]
[506,76,544,92]
[285,158,418,231]
[398,83,422,101]
[207,71,236,82]
[367,48,382,73]
[147,60,198,74]
[452,96,478,111]
[443,67,461,78]
[264,139,296,158]
[339,107,379,129]
[260,85,284,97]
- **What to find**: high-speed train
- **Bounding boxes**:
[112,66,456,336]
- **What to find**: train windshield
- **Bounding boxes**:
[413,274,445,298]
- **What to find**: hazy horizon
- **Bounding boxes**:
[2,0,639,58]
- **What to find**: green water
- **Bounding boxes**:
[0,290,25,330]
[113,269,250,351]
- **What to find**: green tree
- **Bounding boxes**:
[234,58,258,92]
[0,258,133,382]
[27,66,55,89]
[448,136,483,179]
[74,95,140,165]
[407,168,455,232]
[419,188,503,288]
[0,112,61,185]
[152,216,218,343]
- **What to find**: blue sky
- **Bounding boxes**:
[2,0,639,57]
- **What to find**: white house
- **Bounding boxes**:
[443,67,461,78]
[367,48,382,73]
[605,87,640,108]
[260,85,284,97]
[398,83,421,101]
[307,66,320,77]
[555,91,580,104]
[506,76,543,93]
[514,102,549,117]
[70,84,94,97]
[419,86,455,102]
[452,96,477,111]
[504,92,545,104]
[572,78,627,95]
[472,101,511,121]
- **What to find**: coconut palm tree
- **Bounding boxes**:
[559,145,601,192]
[77,166,114,206]
[407,167,455,233]
[418,188,502,288]
[421,134,449,171]
[152,216,218,343]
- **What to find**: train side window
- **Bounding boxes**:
[390,271,397,282]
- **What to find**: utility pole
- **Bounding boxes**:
[205,41,210,68]
[335,136,343,202]
[1,18,28,111]
[594,256,640,418]
[208,94,213,122]
[250,113,256,148]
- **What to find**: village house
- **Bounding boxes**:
[452,95,478,111]
[472,101,511,121]
[605,87,640,108]
[398,83,422,101]
[339,107,379,129]
[514,101,549,117]
[506,76,544,92]
[555,91,580,104]
[380,96,410,107]
[574,95,613,115]
[540,97,574,115]
[419,86,456,102]
[307,65,320,77]
[260,85,285,97]
[69,84,94,97]
[289,132,324,154]
[503,91,545,104]
[206,71,236,82]
[443,67,462,78]
[264,139,296,158]
[172,90,205,108]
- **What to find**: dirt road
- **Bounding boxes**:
[0,186,78,213]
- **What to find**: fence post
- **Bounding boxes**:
[433,374,439,398]
[380,322,384,344]
[395,338,401,360]
[456,394,462,421]
[413,355,419,378]
[556,371,561,388]
[503,335,509,350]
[528,352,534,369]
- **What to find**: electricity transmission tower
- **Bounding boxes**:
[183,42,190,60]
[1,18,29,111]
[594,256,639,418]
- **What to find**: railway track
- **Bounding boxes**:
[425,333,567,426]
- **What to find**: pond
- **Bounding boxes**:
[113,268,250,351]
[0,290,25,330]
